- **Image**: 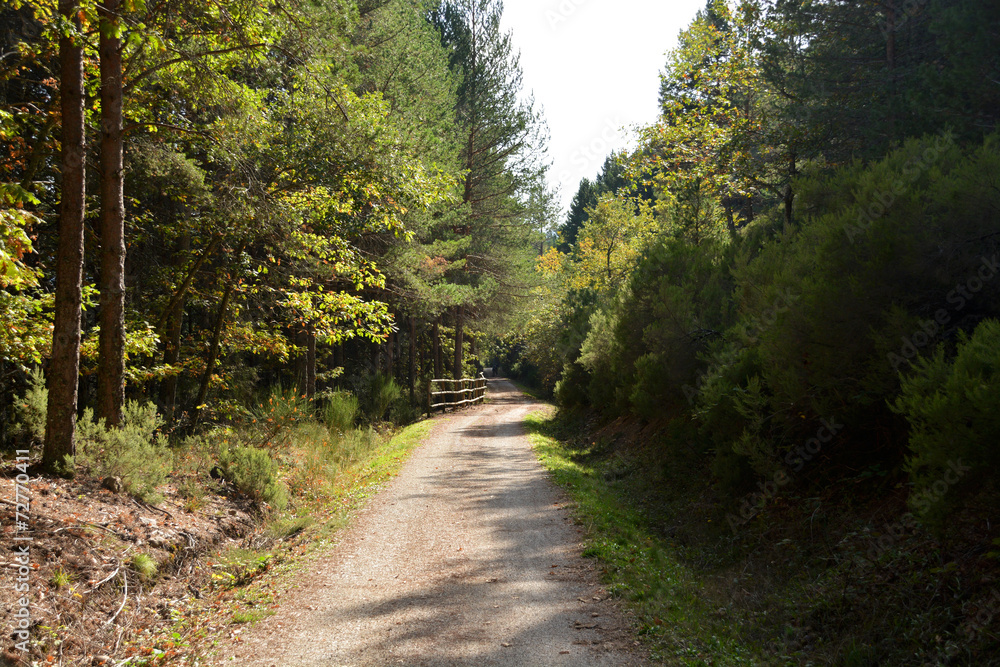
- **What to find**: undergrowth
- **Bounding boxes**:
[527,407,1000,666]
[526,410,758,666]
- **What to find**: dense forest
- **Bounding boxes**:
[1,0,551,458]
[3,0,1000,663]
[501,0,1000,663]
[511,0,1000,524]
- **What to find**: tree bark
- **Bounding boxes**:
[432,317,442,379]
[386,330,394,378]
[295,326,308,396]
[306,323,316,399]
[408,316,416,402]
[97,0,126,426]
[192,280,235,424]
[159,236,189,424]
[783,152,796,230]
[453,305,464,380]
[44,0,86,474]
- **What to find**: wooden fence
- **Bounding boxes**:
[428,374,487,413]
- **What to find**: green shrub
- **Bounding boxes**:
[554,361,590,410]
[389,395,420,426]
[730,134,998,444]
[319,390,358,433]
[130,553,157,580]
[893,319,1000,518]
[251,384,313,446]
[76,401,171,503]
[359,372,402,423]
[339,426,380,463]
[576,308,625,412]
[13,367,47,444]
[217,445,288,511]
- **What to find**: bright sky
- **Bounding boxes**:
[500,0,704,217]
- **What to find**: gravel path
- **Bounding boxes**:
[222,380,647,666]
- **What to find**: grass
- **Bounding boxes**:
[524,410,760,665]
[49,567,73,589]
[507,378,549,401]
[266,515,315,540]
[130,553,158,580]
[232,609,274,624]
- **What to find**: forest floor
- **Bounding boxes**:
[0,416,435,666]
[0,455,258,665]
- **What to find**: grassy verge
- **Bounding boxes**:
[524,410,760,666]
[507,378,550,401]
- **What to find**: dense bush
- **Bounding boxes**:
[319,390,359,434]
[358,372,402,423]
[893,319,1000,517]
[217,444,289,511]
[552,134,1000,498]
[76,401,172,503]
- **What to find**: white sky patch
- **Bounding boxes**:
[500,0,704,216]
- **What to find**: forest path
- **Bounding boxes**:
[221,380,647,666]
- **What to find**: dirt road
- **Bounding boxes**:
[223,380,647,666]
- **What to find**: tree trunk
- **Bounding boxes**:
[154,235,222,331]
[97,0,126,426]
[453,305,464,380]
[724,203,737,239]
[44,0,86,474]
[386,330,394,379]
[432,318,442,379]
[783,152,796,230]
[408,316,416,402]
[295,326,308,396]
[192,281,235,424]
[159,236,189,423]
[306,323,316,399]
[885,0,896,71]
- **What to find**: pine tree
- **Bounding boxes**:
[431,0,549,377]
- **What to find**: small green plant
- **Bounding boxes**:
[217,445,288,510]
[76,401,171,503]
[360,372,402,423]
[49,567,73,589]
[893,319,1000,519]
[130,553,158,580]
[176,477,206,511]
[251,385,313,445]
[13,367,47,443]
[232,609,273,624]
[319,390,358,434]
[265,516,314,540]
